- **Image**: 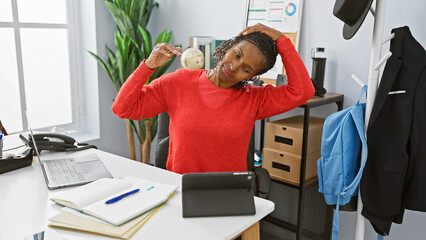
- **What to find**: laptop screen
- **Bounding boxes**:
[25,111,42,164]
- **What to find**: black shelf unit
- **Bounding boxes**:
[261,93,344,240]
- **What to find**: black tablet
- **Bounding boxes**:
[182,171,256,217]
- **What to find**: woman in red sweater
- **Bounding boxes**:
[112,24,315,174]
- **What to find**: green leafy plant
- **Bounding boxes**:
[89,0,177,163]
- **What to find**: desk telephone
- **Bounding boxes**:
[19,133,97,153]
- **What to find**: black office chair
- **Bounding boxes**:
[155,112,271,198]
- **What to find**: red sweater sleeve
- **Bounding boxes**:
[254,36,315,120]
[111,60,169,120]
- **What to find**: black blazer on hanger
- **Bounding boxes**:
[360,26,426,236]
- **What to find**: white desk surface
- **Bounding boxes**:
[0,138,274,240]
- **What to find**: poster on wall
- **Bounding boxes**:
[245,0,303,84]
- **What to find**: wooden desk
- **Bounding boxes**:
[0,140,274,240]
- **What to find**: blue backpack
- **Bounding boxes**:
[317,85,368,240]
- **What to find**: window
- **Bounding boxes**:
[0,0,79,134]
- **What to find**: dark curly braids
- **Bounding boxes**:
[212,32,278,89]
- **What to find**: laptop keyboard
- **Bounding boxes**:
[44,159,85,185]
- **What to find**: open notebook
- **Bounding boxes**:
[50,176,177,226]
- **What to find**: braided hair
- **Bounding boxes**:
[212,32,278,89]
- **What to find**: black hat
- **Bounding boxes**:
[333,0,374,40]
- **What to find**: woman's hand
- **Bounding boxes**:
[239,23,284,42]
[145,43,182,70]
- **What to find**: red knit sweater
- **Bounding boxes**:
[112,36,315,174]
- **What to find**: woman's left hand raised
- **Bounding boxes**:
[239,23,284,42]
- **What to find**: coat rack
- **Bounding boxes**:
[352,0,390,239]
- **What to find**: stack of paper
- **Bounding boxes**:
[48,176,177,239]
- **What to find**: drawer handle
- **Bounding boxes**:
[272,162,290,172]
[282,127,287,130]
[275,136,293,145]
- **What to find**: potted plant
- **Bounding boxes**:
[90,0,177,163]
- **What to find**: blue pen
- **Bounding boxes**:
[105,189,140,204]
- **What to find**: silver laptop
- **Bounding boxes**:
[26,112,112,189]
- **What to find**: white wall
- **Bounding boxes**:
[92,0,426,239]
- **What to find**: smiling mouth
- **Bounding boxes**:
[223,65,231,77]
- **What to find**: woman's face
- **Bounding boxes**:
[215,40,266,88]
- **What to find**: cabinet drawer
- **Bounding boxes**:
[265,115,324,154]
[263,148,321,186]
